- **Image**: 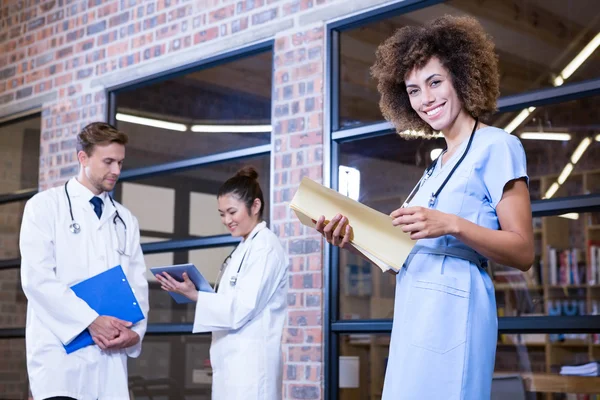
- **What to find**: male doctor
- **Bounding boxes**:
[19,122,149,400]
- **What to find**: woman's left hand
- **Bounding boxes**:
[155,272,199,302]
[390,206,458,240]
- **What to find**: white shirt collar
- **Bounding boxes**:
[68,177,108,203]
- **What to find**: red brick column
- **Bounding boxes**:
[272,24,325,399]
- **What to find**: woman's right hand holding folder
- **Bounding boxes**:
[314,214,352,248]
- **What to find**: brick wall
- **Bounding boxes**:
[272,24,325,399]
[0,0,397,398]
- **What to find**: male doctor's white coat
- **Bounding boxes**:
[193,221,288,400]
[19,177,149,400]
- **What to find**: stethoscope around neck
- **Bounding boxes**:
[214,226,263,292]
[402,118,478,209]
[64,180,129,256]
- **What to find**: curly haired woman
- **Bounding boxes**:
[315,15,534,398]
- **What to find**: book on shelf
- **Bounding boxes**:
[547,246,586,285]
[587,239,600,285]
[560,361,600,377]
[548,299,588,342]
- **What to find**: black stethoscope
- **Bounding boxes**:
[64,180,129,256]
[214,226,263,291]
[402,118,478,209]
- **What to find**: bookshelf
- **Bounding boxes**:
[340,170,600,400]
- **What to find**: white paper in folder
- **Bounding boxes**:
[289,177,415,273]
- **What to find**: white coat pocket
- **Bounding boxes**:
[407,274,470,354]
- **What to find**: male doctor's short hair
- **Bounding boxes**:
[370,15,500,137]
[218,166,265,219]
[76,122,129,156]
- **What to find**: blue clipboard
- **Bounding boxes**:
[150,263,214,304]
[65,265,145,354]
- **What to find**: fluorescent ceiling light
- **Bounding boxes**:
[504,107,536,134]
[430,148,443,160]
[116,113,187,132]
[520,132,571,141]
[559,32,600,82]
[560,213,579,220]
[557,163,573,185]
[190,124,272,133]
[544,182,560,199]
[570,137,592,164]
[553,76,564,87]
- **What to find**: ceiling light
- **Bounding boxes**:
[544,182,560,199]
[520,132,571,141]
[553,76,564,87]
[190,124,272,133]
[570,137,592,164]
[116,113,187,132]
[504,108,536,134]
[557,163,573,185]
[430,148,443,160]
[559,32,600,82]
[559,213,579,220]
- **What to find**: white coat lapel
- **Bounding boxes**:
[98,198,116,228]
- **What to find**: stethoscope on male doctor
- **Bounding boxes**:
[64,180,129,256]
[401,118,478,209]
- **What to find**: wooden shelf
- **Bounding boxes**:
[520,373,600,394]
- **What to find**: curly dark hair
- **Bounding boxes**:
[370,15,500,137]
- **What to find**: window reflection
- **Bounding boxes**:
[338,1,600,128]
[115,51,272,169]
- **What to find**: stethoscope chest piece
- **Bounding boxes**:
[69,222,81,234]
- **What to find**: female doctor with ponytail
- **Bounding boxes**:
[155,166,288,400]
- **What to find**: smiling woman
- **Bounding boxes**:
[315,15,534,400]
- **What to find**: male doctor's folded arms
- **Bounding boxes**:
[156,166,288,400]
[19,122,149,400]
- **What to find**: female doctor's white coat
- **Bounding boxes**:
[19,177,149,400]
[193,221,288,400]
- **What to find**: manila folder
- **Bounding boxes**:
[289,177,414,272]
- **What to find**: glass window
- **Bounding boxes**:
[338,333,600,399]
[338,0,600,129]
[115,51,272,169]
[0,200,26,260]
[0,114,41,193]
[0,339,27,399]
[487,95,600,200]
[0,269,26,329]
[128,335,212,398]
[113,154,270,240]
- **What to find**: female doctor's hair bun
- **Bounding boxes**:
[235,166,259,181]
[218,166,264,218]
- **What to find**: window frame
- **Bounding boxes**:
[324,1,600,398]
[0,41,274,342]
